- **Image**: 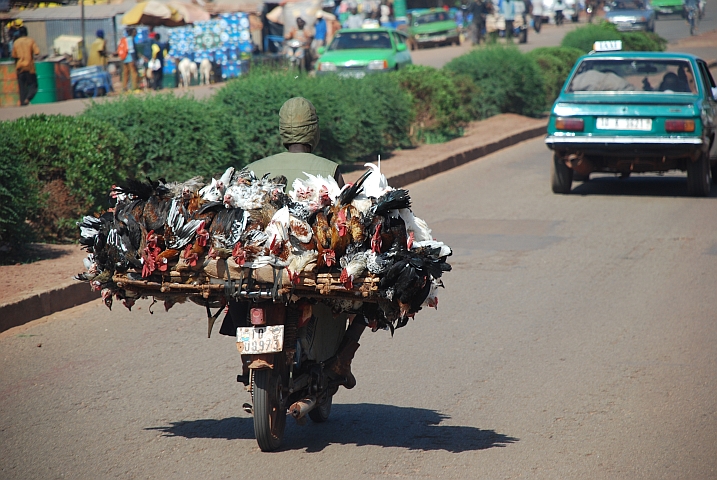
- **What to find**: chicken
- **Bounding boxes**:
[289,172,341,211]
[394,208,432,249]
[339,245,368,290]
[312,210,335,268]
[208,208,247,259]
[362,159,391,199]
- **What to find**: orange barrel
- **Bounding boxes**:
[0,61,20,107]
[54,61,72,101]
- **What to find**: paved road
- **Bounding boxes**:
[411,11,717,68]
[2,138,716,479]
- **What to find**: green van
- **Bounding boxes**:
[407,8,460,49]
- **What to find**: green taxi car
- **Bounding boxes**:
[316,28,412,77]
[407,8,460,49]
[545,50,717,196]
[651,0,682,15]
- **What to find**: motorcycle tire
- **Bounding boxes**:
[308,392,333,423]
[252,367,287,452]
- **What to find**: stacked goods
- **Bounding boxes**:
[75,166,452,333]
[168,13,253,80]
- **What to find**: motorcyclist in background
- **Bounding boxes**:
[284,17,312,71]
[220,97,367,390]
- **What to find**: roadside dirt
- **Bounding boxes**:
[0,245,87,307]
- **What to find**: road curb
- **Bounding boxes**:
[0,122,546,333]
[0,283,99,333]
[387,124,547,188]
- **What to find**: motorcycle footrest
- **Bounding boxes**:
[237,373,250,385]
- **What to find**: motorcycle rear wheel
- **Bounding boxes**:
[253,368,287,452]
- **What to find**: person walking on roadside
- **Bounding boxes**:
[149,32,164,90]
[502,0,516,40]
[87,29,107,68]
[11,26,40,106]
[117,28,139,92]
[468,0,487,44]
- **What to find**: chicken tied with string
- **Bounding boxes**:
[76,163,452,332]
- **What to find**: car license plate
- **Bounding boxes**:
[339,71,365,79]
[596,117,652,131]
[432,35,447,41]
[236,325,284,354]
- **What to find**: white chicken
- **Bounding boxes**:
[289,172,342,211]
[362,160,391,199]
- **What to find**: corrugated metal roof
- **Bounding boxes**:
[1,2,133,21]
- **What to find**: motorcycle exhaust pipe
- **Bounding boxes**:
[289,396,317,420]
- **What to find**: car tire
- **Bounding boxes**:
[551,152,573,194]
[686,152,711,197]
[710,151,717,184]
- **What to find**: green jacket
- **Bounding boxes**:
[245,152,343,193]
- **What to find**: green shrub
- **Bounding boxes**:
[394,64,474,143]
[527,46,585,107]
[82,93,233,181]
[0,122,39,260]
[7,114,134,241]
[444,44,546,118]
[211,70,413,165]
[561,21,666,53]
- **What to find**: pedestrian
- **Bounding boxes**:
[312,10,327,58]
[117,28,139,92]
[344,6,364,28]
[87,29,107,68]
[468,0,486,44]
[150,32,164,90]
[220,97,366,391]
[11,26,40,106]
[503,0,516,40]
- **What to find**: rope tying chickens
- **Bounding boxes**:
[75,164,452,333]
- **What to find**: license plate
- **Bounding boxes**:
[339,71,365,79]
[431,35,447,41]
[596,117,652,131]
[236,325,284,354]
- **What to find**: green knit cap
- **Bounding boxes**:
[279,97,320,151]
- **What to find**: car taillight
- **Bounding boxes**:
[665,119,695,132]
[250,307,265,325]
[555,117,584,131]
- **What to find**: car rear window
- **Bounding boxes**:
[414,12,449,24]
[567,58,698,94]
[611,0,646,10]
[328,32,393,50]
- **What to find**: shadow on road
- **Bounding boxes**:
[571,175,717,198]
[147,403,518,453]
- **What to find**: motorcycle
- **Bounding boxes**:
[232,298,354,451]
[284,39,305,71]
[554,7,565,24]
[586,3,596,22]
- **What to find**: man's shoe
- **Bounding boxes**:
[327,339,360,389]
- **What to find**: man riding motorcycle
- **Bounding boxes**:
[284,17,311,71]
[219,97,367,390]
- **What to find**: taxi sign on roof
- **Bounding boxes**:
[593,40,622,52]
